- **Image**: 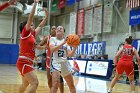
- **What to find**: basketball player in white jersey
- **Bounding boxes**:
[39,26,64,93]
[49,26,77,93]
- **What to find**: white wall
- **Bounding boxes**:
[79,0,90,9]
[0,9,15,44]
[103,0,130,59]
[55,14,70,37]
[102,33,128,59]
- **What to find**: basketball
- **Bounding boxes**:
[66,34,80,47]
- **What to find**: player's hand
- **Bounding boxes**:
[72,45,78,49]
[8,0,17,5]
[34,0,40,3]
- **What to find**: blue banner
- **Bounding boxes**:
[76,41,106,55]
[132,39,140,55]
[129,8,140,26]
[66,0,75,5]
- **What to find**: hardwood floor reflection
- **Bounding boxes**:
[0,65,139,93]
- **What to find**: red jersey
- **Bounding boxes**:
[0,2,10,11]
[116,44,135,76]
[119,44,134,62]
[46,35,51,69]
[19,26,36,60]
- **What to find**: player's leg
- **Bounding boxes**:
[64,73,76,93]
[50,71,60,93]
[23,70,39,93]
[47,68,64,93]
[128,75,135,93]
[17,60,38,93]
[61,62,76,93]
[46,68,52,89]
[19,76,29,93]
[125,62,135,93]
[108,62,124,93]
[59,75,64,93]
[108,73,122,93]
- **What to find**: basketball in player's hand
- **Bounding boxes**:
[66,34,80,47]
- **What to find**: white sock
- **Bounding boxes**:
[131,91,135,93]
[108,88,112,92]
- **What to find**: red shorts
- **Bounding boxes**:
[16,58,34,76]
[116,60,134,76]
[46,58,50,69]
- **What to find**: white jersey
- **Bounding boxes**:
[50,37,71,63]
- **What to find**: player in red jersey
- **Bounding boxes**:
[108,36,140,93]
[16,0,48,93]
[0,0,17,11]
[39,26,64,93]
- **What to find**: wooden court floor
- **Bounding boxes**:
[0,65,140,93]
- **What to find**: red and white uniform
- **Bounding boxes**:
[46,35,51,69]
[116,44,135,76]
[0,2,10,11]
[16,26,36,76]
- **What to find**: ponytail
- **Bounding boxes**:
[19,21,27,33]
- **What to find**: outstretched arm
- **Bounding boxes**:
[35,8,49,35]
[26,0,40,31]
[0,0,17,11]
[36,36,48,50]
[39,36,48,46]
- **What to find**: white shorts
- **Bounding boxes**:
[50,61,72,77]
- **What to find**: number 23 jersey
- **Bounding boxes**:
[50,37,71,63]
[119,44,134,62]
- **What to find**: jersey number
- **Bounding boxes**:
[122,48,133,56]
[58,50,64,57]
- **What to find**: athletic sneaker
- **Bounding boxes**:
[107,89,112,93]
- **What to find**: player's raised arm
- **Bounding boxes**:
[39,36,48,46]
[35,8,49,35]
[26,0,40,31]
[0,0,17,11]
